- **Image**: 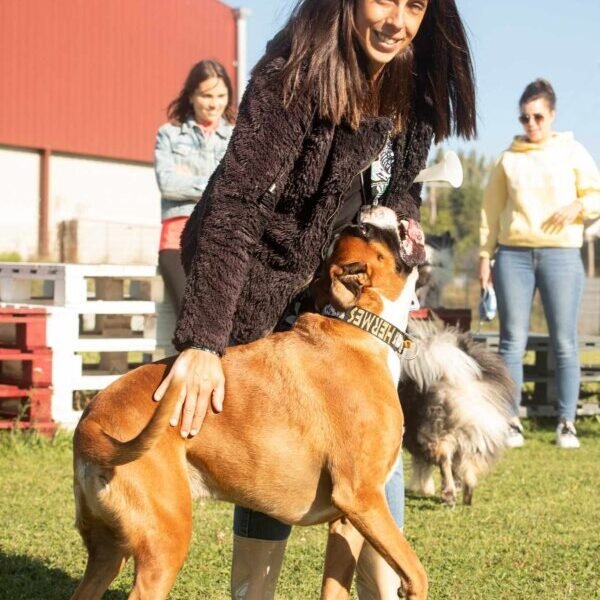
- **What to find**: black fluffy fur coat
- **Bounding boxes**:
[174,58,434,354]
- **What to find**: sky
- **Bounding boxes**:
[222,0,600,164]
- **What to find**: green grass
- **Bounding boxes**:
[1,421,599,599]
[0,251,22,262]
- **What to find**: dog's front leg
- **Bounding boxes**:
[332,491,428,600]
[438,453,457,507]
[321,517,365,600]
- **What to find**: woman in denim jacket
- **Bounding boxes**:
[154,60,235,311]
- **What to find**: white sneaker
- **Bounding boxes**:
[506,420,525,448]
[556,421,580,449]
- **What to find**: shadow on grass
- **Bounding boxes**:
[526,416,600,439]
[405,492,442,510]
[0,551,126,600]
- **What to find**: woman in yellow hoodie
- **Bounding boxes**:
[480,78,600,449]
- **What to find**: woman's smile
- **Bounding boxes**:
[355,0,429,78]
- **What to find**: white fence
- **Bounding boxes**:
[0,262,176,426]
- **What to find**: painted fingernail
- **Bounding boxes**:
[190,429,198,436]
[180,430,188,438]
[170,418,178,426]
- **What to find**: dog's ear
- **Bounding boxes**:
[399,219,427,268]
[328,262,370,310]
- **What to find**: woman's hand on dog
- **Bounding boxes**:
[153,348,225,438]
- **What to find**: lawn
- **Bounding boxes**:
[0,420,599,600]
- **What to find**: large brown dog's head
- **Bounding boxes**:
[312,207,424,314]
[359,206,427,269]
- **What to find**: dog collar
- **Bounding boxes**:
[322,304,416,356]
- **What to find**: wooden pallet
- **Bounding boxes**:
[0,306,48,349]
[0,262,158,305]
[410,307,472,333]
[0,348,52,387]
[472,332,600,417]
[0,307,55,434]
[0,262,176,426]
[0,385,53,422]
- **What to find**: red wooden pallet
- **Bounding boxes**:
[0,307,54,434]
[0,306,48,350]
[410,307,472,333]
[0,385,54,434]
[0,347,53,387]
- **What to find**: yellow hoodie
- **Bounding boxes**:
[480,132,600,258]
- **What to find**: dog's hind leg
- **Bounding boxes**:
[128,531,191,600]
[461,466,478,506]
[321,516,366,599]
[71,479,128,600]
[127,472,193,599]
[332,490,427,600]
[70,520,128,600]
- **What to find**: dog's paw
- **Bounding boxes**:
[441,489,457,507]
[462,486,474,505]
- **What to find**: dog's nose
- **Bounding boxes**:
[410,294,420,311]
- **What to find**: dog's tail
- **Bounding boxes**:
[74,380,180,468]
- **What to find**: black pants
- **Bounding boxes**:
[158,249,186,313]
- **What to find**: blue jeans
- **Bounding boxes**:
[234,458,405,540]
[492,246,584,421]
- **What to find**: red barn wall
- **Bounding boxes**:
[0,0,237,164]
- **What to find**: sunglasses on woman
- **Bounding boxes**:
[519,113,544,125]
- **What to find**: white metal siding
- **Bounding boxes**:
[0,147,40,259]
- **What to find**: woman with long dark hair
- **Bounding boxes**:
[155,1,477,596]
[154,60,235,311]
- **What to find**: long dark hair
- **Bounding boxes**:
[254,0,476,141]
[167,60,236,125]
[519,79,556,110]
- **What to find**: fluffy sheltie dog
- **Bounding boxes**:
[399,317,514,506]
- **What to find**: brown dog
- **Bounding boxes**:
[71,207,427,600]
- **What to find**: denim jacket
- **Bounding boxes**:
[154,117,234,220]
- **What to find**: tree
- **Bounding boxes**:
[420,149,492,272]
